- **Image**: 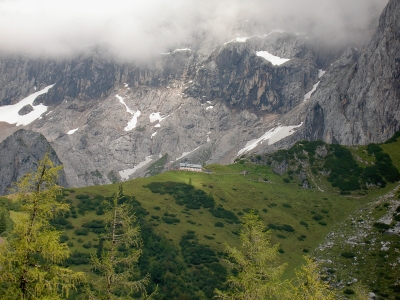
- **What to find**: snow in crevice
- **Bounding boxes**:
[224,30,287,45]
[151,132,157,139]
[67,128,79,135]
[206,106,214,110]
[116,95,141,131]
[237,123,303,156]
[176,147,200,161]
[161,48,191,55]
[318,69,326,78]
[149,112,168,123]
[256,51,290,66]
[154,123,161,128]
[0,84,54,126]
[304,81,320,101]
[119,156,153,180]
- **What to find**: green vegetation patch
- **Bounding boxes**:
[145,181,215,209]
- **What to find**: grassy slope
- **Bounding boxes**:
[63,160,388,281]
[4,135,399,298]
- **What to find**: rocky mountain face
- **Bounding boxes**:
[300,0,400,145]
[0,0,397,188]
[0,129,66,195]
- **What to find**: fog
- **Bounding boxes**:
[0,0,388,61]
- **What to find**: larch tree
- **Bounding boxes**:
[89,186,152,300]
[291,256,336,300]
[0,154,85,299]
[214,212,289,300]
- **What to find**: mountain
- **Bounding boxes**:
[0,129,66,195]
[0,0,398,188]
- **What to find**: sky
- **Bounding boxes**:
[0,0,389,61]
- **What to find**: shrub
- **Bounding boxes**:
[282,203,292,208]
[74,228,89,236]
[373,222,390,230]
[75,194,90,200]
[214,222,224,227]
[209,207,239,223]
[312,214,324,221]
[65,252,90,265]
[300,221,308,227]
[283,178,290,183]
[162,216,180,224]
[343,289,355,295]
[341,252,356,259]
[59,234,69,243]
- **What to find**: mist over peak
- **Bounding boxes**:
[0,0,388,61]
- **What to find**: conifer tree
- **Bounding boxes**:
[214,212,289,300]
[292,256,336,300]
[0,154,85,299]
[89,186,152,300]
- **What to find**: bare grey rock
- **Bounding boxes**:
[0,129,67,195]
[18,104,33,115]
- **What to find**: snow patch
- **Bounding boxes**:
[237,123,303,156]
[206,106,214,110]
[149,112,167,123]
[67,128,79,135]
[116,94,141,131]
[154,123,161,128]
[318,69,326,78]
[119,156,153,180]
[0,84,54,126]
[176,147,200,161]
[207,136,210,143]
[256,51,290,66]
[151,132,157,139]
[304,81,320,101]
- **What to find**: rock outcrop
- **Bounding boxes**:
[301,0,400,144]
[0,129,66,195]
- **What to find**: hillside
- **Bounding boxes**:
[2,133,399,299]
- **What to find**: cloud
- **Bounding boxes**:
[0,0,388,61]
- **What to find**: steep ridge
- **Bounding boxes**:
[0,129,67,195]
[300,0,400,144]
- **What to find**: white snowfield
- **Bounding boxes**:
[116,95,141,131]
[119,155,153,180]
[0,84,54,126]
[304,81,320,101]
[237,123,303,156]
[67,128,79,135]
[256,51,290,66]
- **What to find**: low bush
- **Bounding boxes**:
[214,222,224,227]
[341,252,356,259]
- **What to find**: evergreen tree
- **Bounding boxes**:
[214,212,289,300]
[0,209,7,235]
[89,186,152,300]
[0,154,85,299]
[292,256,336,300]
